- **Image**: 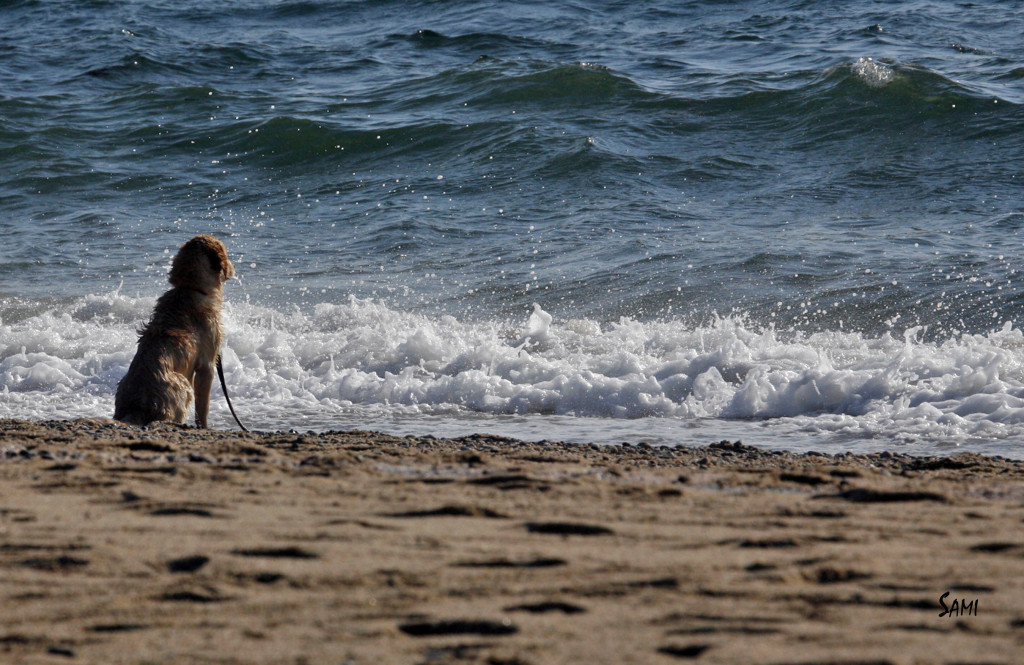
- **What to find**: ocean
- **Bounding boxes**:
[3,0,1024,457]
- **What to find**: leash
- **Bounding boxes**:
[216,354,249,432]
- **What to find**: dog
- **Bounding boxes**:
[114,234,236,428]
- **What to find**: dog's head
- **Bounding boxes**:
[168,234,236,293]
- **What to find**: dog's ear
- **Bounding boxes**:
[209,236,235,282]
[169,235,233,288]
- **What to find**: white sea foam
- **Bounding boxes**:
[851,57,895,87]
[3,293,1024,457]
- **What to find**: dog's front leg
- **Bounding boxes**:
[194,363,215,428]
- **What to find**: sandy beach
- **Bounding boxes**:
[1,418,1022,665]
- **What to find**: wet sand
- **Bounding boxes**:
[1,418,1023,664]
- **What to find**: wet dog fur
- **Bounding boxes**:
[114,234,235,428]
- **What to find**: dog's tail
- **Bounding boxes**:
[217,354,249,432]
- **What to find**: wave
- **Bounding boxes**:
[395,29,554,54]
[196,58,1024,159]
[5,293,1024,452]
[682,58,1022,139]
[9,53,1020,185]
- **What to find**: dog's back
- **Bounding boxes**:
[113,288,223,425]
[114,235,233,427]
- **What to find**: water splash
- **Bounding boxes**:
[851,57,895,87]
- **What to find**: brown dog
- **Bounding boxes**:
[114,234,236,428]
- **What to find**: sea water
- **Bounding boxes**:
[3,1,1024,457]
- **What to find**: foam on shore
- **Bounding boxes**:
[3,292,1024,456]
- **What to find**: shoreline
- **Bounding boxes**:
[2,418,1023,664]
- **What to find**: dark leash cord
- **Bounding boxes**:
[217,354,249,432]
